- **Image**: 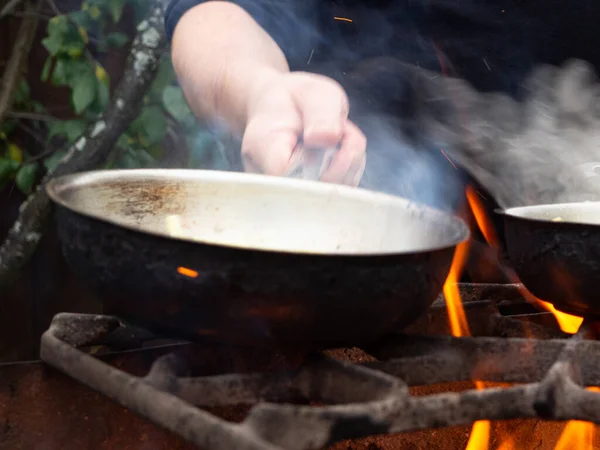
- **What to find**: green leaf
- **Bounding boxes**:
[15,163,38,195]
[162,86,192,123]
[94,63,109,85]
[151,58,175,94]
[146,143,164,160]
[188,130,220,168]
[47,121,65,141]
[43,16,68,56]
[131,1,151,22]
[136,149,157,167]
[1,119,18,136]
[42,35,63,56]
[69,10,92,28]
[88,5,101,20]
[14,79,30,104]
[137,106,167,145]
[64,120,87,141]
[96,82,110,109]
[7,142,23,163]
[65,40,85,59]
[41,56,53,82]
[32,102,46,113]
[71,71,97,114]
[47,119,86,142]
[43,150,67,172]
[0,158,20,186]
[48,15,69,34]
[63,59,89,82]
[108,0,125,22]
[106,31,129,48]
[51,59,69,85]
[117,134,131,149]
[119,151,139,169]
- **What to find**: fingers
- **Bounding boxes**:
[292,76,349,148]
[290,76,366,185]
[241,116,300,176]
[241,73,366,185]
[321,120,367,186]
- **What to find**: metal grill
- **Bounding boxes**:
[39,283,600,450]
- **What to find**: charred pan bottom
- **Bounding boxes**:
[55,206,456,348]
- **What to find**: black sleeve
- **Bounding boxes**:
[164,0,319,68]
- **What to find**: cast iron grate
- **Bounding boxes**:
[39,283,600,450]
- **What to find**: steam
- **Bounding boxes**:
[186,1,600,210]
[434,59,600,208]
[344,58,600,211]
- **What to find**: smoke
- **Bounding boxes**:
[432,59,600,208]
[188,0,600,210]
[339,58,466,212]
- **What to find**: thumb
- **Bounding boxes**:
[241,124,299,176]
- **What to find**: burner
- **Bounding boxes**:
[37,284,600,449]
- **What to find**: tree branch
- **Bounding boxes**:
[0,0,25,18]
[0,0,41,125]
[7,111,57,121]
[0,1,168,287]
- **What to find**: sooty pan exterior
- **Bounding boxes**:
[503,202,600,318]
[48,169,468,349]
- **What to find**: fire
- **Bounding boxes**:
[496,437,516,450]
[533,299,584,335]
[333,16,353,22]
[555,420,595,450]
[465,419,490,450]
[446,186,596,449]
[464,186,583,335]
[464,187,499,250]
[443,241,471,337]
[177,266,199,278]
[443,238,490,449]
[554,386,600,450]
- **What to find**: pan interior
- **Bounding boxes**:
[504,202,600,226]
[47,169,469,256]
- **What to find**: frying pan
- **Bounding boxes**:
[502,202,600,318]
[46,168,469,349]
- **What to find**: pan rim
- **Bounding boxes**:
[46,168,470,257]
[499,201,600,226]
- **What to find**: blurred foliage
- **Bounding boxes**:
[0,0,227,195]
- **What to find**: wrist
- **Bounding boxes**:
[243,65,287,121]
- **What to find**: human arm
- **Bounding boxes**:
[168,0,367,184]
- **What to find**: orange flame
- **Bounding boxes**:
[443,241,471,337]
[460,186,595,449]
[465,419,491,450]
[464,186,583,335]
[443,239,490,449]
[465,187,499,250]
[555,420,595,450]
[465,380,491,450]
[333,16,353,22]
[555,388,598,450]
[177,266,199,278]
[496,437,516,450]
[533,300,584,335]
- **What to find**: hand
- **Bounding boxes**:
[241,71,367,186]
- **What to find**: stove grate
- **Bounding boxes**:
[39,284,600,450]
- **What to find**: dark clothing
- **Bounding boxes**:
[165,0,520,92]
[165,0,600,97]
[164,0,600,211]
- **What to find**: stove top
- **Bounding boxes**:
[20,283,600,449]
